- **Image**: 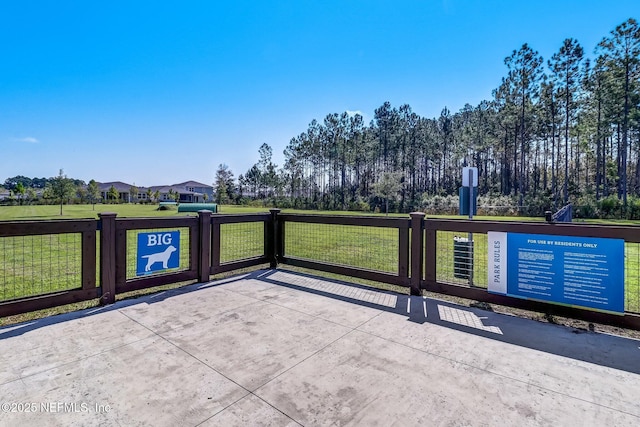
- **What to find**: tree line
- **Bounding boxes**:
[4,19,639,218]
[1,171,104,213]
[1,171,187,215]
[213,18,640,218]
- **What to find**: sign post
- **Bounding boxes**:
[458,166,478,285]
[467,168,474,285]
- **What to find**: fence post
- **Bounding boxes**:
[99,212,117,305]
[398,226,409,286]
[198,210,212,282]
[269,209,281,268]
[410,212,425,296]
[212,215,221,273]
[424,219,437,287]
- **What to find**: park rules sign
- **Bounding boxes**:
[136,231,180,276]
[488,232,624,314]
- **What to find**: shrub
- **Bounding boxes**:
[574,195,598,219]
[598,196,621,218]
[477,194,517,216]
[348,197,370,212]
[272,197,293,209]
[625,196,640,220]
[420,194,459,215]
[521,192,553,218]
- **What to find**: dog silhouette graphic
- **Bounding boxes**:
[141,245,177,271]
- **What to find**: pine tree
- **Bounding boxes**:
[549,38,584,204]
[504,44,544,207]
[597,18,640,206]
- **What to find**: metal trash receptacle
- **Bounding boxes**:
[453,236,473,279]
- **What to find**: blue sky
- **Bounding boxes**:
[1,1,637,187]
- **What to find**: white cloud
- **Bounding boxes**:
[346,110,368,123]
[13,137,39,143]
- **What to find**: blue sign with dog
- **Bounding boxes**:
[136,231,180,276]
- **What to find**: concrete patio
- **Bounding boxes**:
[1,269,639,426]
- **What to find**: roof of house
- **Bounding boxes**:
[97,181,134,192]
[174,180,213,189]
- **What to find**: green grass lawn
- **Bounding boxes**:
[0,203,195,220]
[0,233,81,301]
[284,222,399,273]
[0,203,550,221]
[0,203,638,314]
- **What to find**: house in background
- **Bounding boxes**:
[149,181,214,203]
[97,181,137,203]
[97,180,213,203]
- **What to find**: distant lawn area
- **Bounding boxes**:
[0,203,638,315]
[0,203,296,220]
[0,203,204,220]
[3,203,635,229]
[0,203,395,220]
[0,203,548,221]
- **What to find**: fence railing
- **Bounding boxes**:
[278,213,415,287]
[422,218,640,329]
[1,209,639,330]
[0,211,272,317]
[0,219,98,316]
[111,215,199,295]
[210,212,272,274]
